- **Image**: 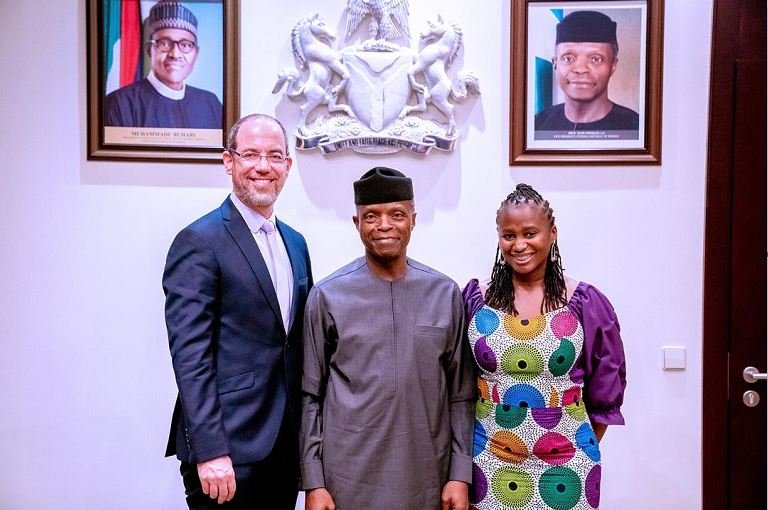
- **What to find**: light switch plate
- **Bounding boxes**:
[662,346,686,370]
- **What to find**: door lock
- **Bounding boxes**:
[743,390,761,407]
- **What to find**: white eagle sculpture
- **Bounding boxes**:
[345,0,410,41]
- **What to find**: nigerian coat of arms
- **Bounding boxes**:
[272,0,481,155]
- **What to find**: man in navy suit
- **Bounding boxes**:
[163,113,312,509]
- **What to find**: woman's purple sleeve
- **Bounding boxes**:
[570,283,627,425]
[461,279,485,321]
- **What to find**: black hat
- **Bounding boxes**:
[148,0,198,38]
[354,167,414,205]
[556,11,617,46]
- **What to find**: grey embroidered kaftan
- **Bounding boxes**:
[300,258,475,509]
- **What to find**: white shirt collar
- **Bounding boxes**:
[230,193,276,234]
[147,71,186,100]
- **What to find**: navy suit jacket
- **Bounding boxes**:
[163,197,312,464]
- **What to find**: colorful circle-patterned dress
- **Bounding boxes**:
[462,279,626,510]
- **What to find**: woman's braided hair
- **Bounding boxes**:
[485,183,566,316]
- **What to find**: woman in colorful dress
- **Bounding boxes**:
[463,184,626,510]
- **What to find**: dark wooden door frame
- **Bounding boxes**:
[702,1,766,508]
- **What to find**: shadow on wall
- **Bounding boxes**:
[507,164,662,193]
[274,98,485,223]
[80,157,231,189]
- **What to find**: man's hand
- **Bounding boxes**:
[441,480,469,510]
[305,487,336,510]
[197,455,236,504]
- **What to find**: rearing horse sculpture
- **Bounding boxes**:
[272,14,353,134]
[399,15,480,136]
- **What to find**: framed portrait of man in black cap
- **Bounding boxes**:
[509,0,664,165]
[86,0,240,162]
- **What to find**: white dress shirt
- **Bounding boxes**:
[230,193,294,330]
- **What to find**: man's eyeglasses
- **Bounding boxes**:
[228,149,289,166]
[149,38,197,54]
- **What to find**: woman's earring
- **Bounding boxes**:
[550,243,557,262]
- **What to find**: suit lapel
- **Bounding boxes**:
[221,198,284,333]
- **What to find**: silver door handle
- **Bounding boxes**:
[743,366,768,383]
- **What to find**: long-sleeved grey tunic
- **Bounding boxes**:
[300,258,475,509]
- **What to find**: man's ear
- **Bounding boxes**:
[352,215,360,230]
[222,150,234,176]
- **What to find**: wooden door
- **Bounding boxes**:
[702,1,766,508]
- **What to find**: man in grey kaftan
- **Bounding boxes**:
[300,167,475,510]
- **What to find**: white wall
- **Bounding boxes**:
[0,0,711,508]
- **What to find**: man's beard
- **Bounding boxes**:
[237,188,279,210]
